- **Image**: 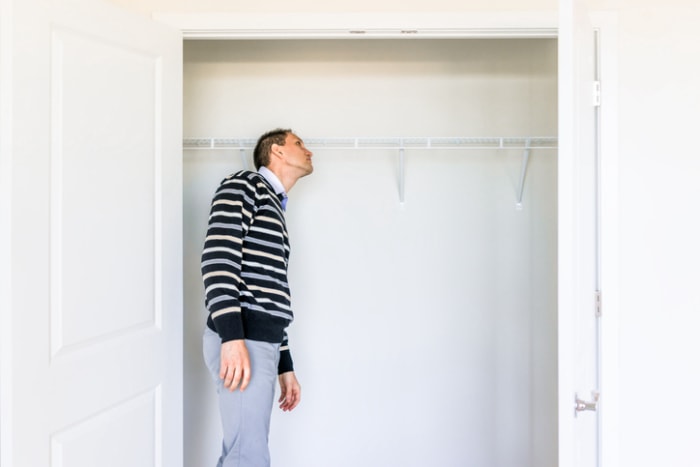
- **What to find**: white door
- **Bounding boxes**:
[1,0,182,465]
[559,0,600,466]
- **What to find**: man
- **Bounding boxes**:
[201,128,313,467]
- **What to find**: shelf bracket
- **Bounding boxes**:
[515,139,531,210]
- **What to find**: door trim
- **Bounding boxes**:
[592,11,620,467]
[154,11,558,39]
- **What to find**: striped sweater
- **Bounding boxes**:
[201,170,294,374]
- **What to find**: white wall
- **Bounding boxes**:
[109,0,557,16]
[183,38,557,467]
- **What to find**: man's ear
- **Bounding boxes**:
[271,143,284,158]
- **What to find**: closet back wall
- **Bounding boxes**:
[183,38,558,467]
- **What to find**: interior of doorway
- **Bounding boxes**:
[181,36,559,467]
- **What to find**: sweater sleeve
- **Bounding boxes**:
[278,329,294,374]
[201,173,257,343]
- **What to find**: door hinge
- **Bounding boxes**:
[595,290,602,317]
[593,81,601,107]
[575,390,600,417]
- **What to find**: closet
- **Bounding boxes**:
[182,38,558,467]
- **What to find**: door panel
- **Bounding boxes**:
[51,27,159,354]
[5,0,182,465]
[559,0,599,466]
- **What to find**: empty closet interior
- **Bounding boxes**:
[183,37,558,467]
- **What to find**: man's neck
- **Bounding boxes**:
[264,164,300,193]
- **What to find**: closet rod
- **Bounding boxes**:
[183,136,558,150]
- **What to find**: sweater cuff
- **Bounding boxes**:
[212,312,245,343]
[278,348,294,375]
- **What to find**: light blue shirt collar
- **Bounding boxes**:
[258,166,286,197]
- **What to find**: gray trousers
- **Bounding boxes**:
[203,327,280,467]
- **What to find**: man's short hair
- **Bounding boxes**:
[254,128,292,170]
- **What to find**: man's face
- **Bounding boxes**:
[280,133,313,176]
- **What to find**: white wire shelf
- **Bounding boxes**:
[184,135,557,209]
[183,136,558,150]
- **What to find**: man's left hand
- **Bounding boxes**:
[278,371,301,412]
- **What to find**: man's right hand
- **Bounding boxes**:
[220,339,251,391]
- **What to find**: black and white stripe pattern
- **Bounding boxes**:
[201,170,294,374]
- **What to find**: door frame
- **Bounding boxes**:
[155,9,620,467]
[0,0,14,465]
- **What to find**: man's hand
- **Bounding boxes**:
[220,339,251,392]
[278,371,301,412]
